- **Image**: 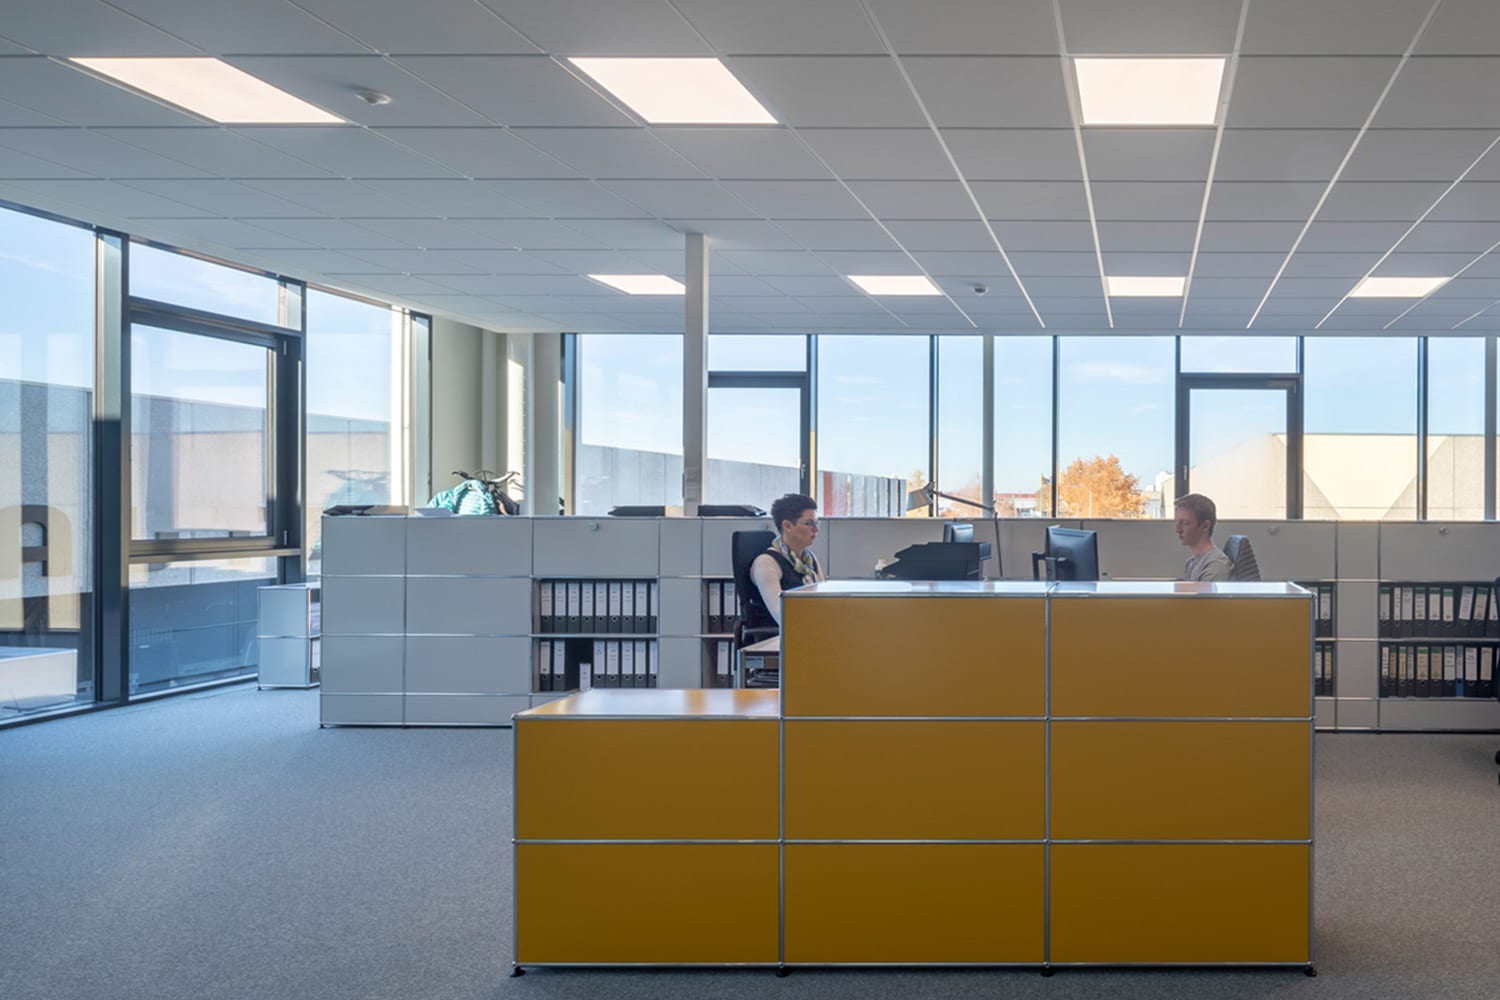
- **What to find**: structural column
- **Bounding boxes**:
[683,233,708,516]
[530,333,562,518]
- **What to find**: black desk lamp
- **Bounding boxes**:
[906,483,1004,579]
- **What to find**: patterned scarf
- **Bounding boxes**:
[775,537,822,585]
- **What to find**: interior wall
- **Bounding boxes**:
[429,317,485,501]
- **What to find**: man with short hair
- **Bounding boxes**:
[1175,492,1231,582]
[746,492,825,629]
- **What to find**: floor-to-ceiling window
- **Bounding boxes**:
[817,335,928,516]
[576,335,684,515]
[1427,337,1485,520]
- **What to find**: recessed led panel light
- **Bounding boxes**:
[1348,276,1450,298]
[588,274,686,295]
[568,58,776,124]
[70,58,342,124]
[1074,58,1225,126]
[1106,275,1187,297]
[848,275,942,296]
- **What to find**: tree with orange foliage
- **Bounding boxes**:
[1057,455,1146,518]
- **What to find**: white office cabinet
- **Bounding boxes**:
[821,519,913,580]
[700,517,773,577]
[321,636,404,695]
[657,577,703,637]
[404,636,531,694]
[1336,522,1380,580]
[321,577,405,636]
[1334,640,1378,700]
[256,583,319,689]
[1078,519,1179,581]
[660,517,703,577]
[321,515,406,575]
[533,517,659,577]
[1338,580,1378,639]
[406,577,531,635]
[406,515,532,576]
[1381,523,1500,581]
[656,637,703,690]
[405,693,530,725]
[321,693,403,726]
[1218,521,1335,583]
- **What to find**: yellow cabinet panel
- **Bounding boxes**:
[1051,721,1310,841]
[784,844,1044,964]
[515,720,778,840]
[1051,844,1310,964]
[517,844,778,964]
[1050,597,1311,717]
[782,597,1045,717]
[785,721,1044,840]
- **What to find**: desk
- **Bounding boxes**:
[512,580,1314,971]
[736,634,779,688]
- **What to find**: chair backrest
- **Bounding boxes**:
[731,530,777,615]
[1222,534,1261,582]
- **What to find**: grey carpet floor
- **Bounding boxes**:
[3,686,1499,1000]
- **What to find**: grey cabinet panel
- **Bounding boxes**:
[406,516,533,576]
[321,636,403,694]
[824,517,933,580]
[1336,640,1378,699]
[656,637,702,689]
[700,517,775,577]
[660,517,704,577]
[532,517,659,577]
[321,577,404,635]
[257,637,313,687]
[321,515,406,576]
[1217,521,1335,582]
[657,577,703,637]
[405,636,531,693]
[1378,697,1500,731]
[1335,698,1377,729]
[1336,522,1379,580]
[1381,523,1500,581]
[258,583,317,637]
[320,693,402,726]
[1337,581,1377,639]
[404,694,529,725]
[1078,518,1179,581]
[405,577,531,635]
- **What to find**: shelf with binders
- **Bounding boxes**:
[1377,581,1500,642]
[702,577,738,638]
[1313,644,1337,698]
[702,638,737,689]
[534,637,660,692]
[534,578,658,637]
[1377,642,1497,699]
[1293,581,1336,639]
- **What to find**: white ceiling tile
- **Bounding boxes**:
[236,178,419,216]
[1206,182,1326,221]
[714,293,812,311]
[1444,253,1500,278]
[1096,221,1198,250]
[429,274,606,296]
[552,218,685,249]
[1424,182,1500,222]
[1182,299,1258,319]
[903,57,1071,128]
[1374,253,1476,277]
[524,249,656,273]
[342,178,527,217]
[317,274,460,297]
[1344,129,1498,182]
[1192,253,1287,277]
[0,0,197,56]
[599,178,757,218]
[345,218,506,248]
[1319,181,1449,221]
[3,177,213,216]
[989,221,1095,251]
[1242,0,1434,55]
[913,251,1023,277]
[760,275,856,296]
[369,127,578,179]
[714,179,866,219]
[334,248,475,274]
[96,127,336,178]
[943,129,1081,181]
[717,250,836,275]
[119,178,337,216]
[395,56,632,127]
[1082,129,1215,182]
[0,58,200,126]
[130,216,317,249]
[1227,57,1400,128]
[1059,0,1244,53]
[797,129,955,181]
[0,128,214,178]
[228,247,385,273]
[884,221,996,253]
[228,126,460,179]
[652,127,830,180]
[812,250,921,274]
[845,180,976,220]
[672,0,883,54]
[1091,182,1204,222]
[727,56,926,127]
[770,219,898,251]
[491,179,653,218]
[289,0,536,55]
[111,0,371,56]
[0,95,66,126]
[475,0,713,55]
[1198,220,1303,252]
[0,37,34,55]
[1215,129,1355,182]
[0,140,88,178]
[1099,252,1192,275]
[511,128,704,179]
[1009,252,1099,276]
[1420,0,1500,54]
[1377,58,1500,128]
[706,275,777,295]
[972,181,1090,221]
[1191,277,1278,298]
[797,295,889,315]
[1024,276,1103,297]
[1280,252,1385,277]
[247,218,409,248]
[1297,219,1413,251]
[227,55,489,127]
[656,220,798,250]
[865,0,1059,55]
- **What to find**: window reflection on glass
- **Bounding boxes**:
[936,337,982,517]
[706,386,801,506]
[577,335,684,515]
[1428,338,1484,520]
[127,556,274,695]
[129,243,283,327]
[708,335,806,371]
[130,326,269,540]
[817,336,928,517]
[306,290,396,574]
[0,206,96,717]
[1179,336,1298,373]
[1304,337,1417,520]
[1057,337,1174,519]
[1187,388,1288,519]
[995,336,1053,518]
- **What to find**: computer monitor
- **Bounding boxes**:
[943,521,974,544]
[1040,525,1100,582]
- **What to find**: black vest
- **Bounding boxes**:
[743,548,807,632]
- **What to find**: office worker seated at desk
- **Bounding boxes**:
[747,493,826,630]
[1175,492,1231,582]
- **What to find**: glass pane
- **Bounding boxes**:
[131,326,270,540]
[936,338,983,517]
[708,335,806,371]
[1179,336,1298,373]
[577,335,684,515]
[1304,338,1417,520]
[129,243,283,327]
[995,336,1053,517]
[817,336,929,517]
[1057,337,1175,519]
[306,290,397,575]
[706,387,801,505]
[0,207,95,717]
[128,556,274,695]
[1188,389,1288,519]
[1428,338,1484,520]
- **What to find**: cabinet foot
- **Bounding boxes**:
[510,966,526,978]
[774,967,790,978]
[1304,965,1317,977]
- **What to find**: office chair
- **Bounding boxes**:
[1222,534,1261,582]
[731,529,779,687]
